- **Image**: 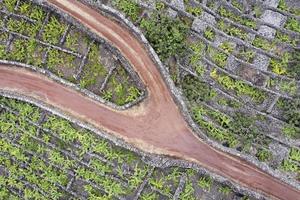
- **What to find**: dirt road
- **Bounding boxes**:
[0,0,299,199]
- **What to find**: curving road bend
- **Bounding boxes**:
[0,0,299,199]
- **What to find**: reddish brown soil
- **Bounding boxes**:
[0,0,298,199]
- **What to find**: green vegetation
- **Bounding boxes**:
[204,27,216,41]
[278,0,288,11]
[252,37,274,51]
[3,0,17,12]
[230,113,269,154]
[217,20,248,40]
[114,0,141,22]
[277,97,300,139]
[155,2,165,11]
[256,149,272,162]
[8,38,40,65]
[282,125,300,139]
[275,31,298,46]
[186,6,202,17]
[278,0,300,15]
[267,78,298,96]
[192,105,238,147]
[237,48,255,63]
[211,69,266,103]
[149,168,182,197]
[140,12,189,60]
[0,0,143,105]
[79,44,108,88]
[46,48,77,81]
[15,1,46,22]
[42,16,67,44]
[269,53,290,75]
[232,0,244,11]
[218,6,256,29]
[6,17,41,37]
[281,148,300,175]
[219,185,232,196]
[285,17,300,33]
[184,74,269,153]
[189,41,206,75]
[208,46,228,67]
[182,75,217,102]
[0,96,151,199]
[219,41,235,54]
[102,67,141,105]
[198,176,212,191]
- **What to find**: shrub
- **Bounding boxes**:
[114,0,141,22]
[182,75,216,102]
[277,97,300,128]
[140,13,189,60]
[256,149,272,162]
[155,2,165,10]
[281,159,298,172]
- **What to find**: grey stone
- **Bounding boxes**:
[262,0,280,8]
[269,142,289,166]
[213,35,228,47]
[247,33,256,42]
[257,25,276,39]
[191,12,216,33]
[137,0,156,9]
[201,11,216,24]
[192,18,209,32]
[167,0,185,18]
[252,53,270,71]
[169,0,185,10]
[237,65,267,86]
[260,10,287,28]
[225,55,239,72]
[167,7,178,18]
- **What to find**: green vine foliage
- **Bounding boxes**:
[0,96,152,199]
[211,69,266,104]
[42,16,67,44]
[277,97,300,136]
[285,17,300,33]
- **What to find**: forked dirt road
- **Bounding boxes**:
[0,0,299,199]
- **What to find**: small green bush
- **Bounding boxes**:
[140,13,189,60]
[256,149,272,162]
[114,0,141,22]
